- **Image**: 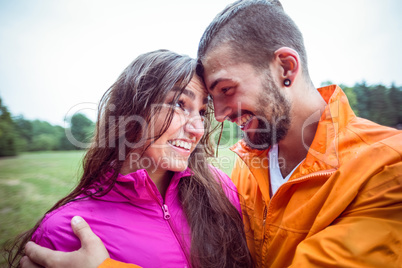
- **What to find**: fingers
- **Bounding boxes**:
[24,241,55,267]
[21,216,109,268]
[20,255,43,268]
[70,216,110,267]
[23,216,109,268]
[70,216,99,248]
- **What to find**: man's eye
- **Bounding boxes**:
[199,109,207,119]
[221,87,232,94]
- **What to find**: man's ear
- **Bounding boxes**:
[274,47,300,84]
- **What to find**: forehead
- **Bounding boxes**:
[187,75,207,97]
[169,75,208,103]
[202,45,235,74]
[202,46,257,92]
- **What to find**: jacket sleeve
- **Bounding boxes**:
[31,207,83,252]
[98,258,141,268]
[291,162,402,267]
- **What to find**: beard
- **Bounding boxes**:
[243,75,291,150]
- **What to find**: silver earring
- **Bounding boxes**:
[284,79,291,87]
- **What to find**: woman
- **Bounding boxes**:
[7,50,252,267]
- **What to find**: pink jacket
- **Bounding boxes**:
[32,167,241,267]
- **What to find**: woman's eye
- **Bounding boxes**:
[174,100,191,116]
[174,100,185,110]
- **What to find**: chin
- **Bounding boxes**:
[243,131,272,150]
[166,161,189,173]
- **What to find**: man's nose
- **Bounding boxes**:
[213,100,231,122]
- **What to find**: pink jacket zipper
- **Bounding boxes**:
[146,183,190,266]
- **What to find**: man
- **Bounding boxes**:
[196,1,402,267]
[21,0,402,267]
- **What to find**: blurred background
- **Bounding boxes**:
[1,0,401,266]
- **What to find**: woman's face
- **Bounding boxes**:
[135,75,208,175]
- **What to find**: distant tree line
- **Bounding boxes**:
[0,97,94,157]
[327,82,402,128]
[1,82,401,157]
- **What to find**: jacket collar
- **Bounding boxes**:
[88,168,193,204]
[231,85,355,181]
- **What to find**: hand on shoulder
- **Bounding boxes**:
[21,216,110,268]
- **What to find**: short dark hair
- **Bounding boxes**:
[197,0,309,78]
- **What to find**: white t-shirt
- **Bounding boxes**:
[269,144,303,196]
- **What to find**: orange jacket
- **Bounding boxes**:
[99,259,140,268]
[98,85,402,267]
[231,85,402,267]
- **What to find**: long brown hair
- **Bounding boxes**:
[6,49,252,267]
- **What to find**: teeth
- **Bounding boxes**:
[235,114,253,127]
[169,140,192,150]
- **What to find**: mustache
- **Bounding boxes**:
[227,110,254,121]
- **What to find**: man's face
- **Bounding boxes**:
[202,46,291,149]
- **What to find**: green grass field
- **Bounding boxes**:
[0,151,85,267]
[0,148,236,266]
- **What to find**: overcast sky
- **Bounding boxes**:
[1,0,401,126]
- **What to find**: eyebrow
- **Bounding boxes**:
[172,87,209,104]
[209,78,232,92]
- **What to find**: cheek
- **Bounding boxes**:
[166,115,186,135]
[198,126,206,140]
[152,112,183,139]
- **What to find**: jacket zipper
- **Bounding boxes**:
[261,169,336,266]
[146,183,191,267]
[262,204,268,267]
[262,206,268,226]
[162,204,171,220]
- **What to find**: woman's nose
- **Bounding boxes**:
[184,115,205,138]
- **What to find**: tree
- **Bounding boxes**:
[366,85,394,126]
[56,125,75,150]
[340,84,358,116]
[320,81,334,87]
[353,82,370,120]
[29,120,62,151]
[0,97,18,156]
[388,84,402,128]
[30,134,58,151]
[13,116,33,152]
[68,113,95,149]
[14,116,33,142]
